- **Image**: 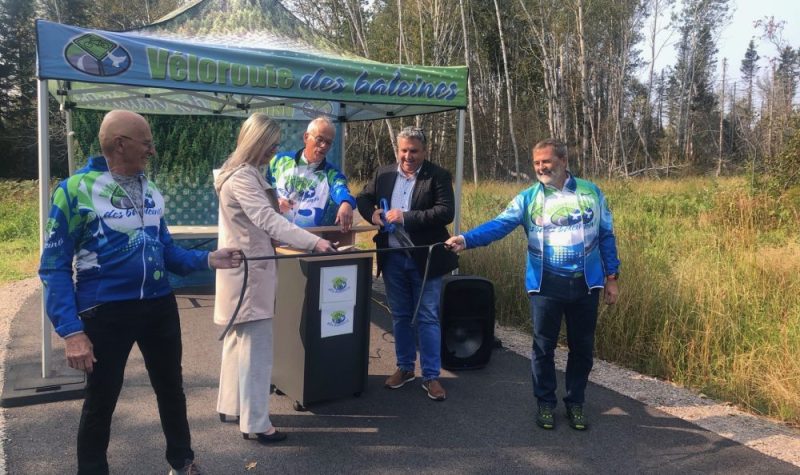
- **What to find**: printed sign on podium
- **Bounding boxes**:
[320,304,355,338]
[319,265,358,305]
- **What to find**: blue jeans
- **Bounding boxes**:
[382,251,443,381]
[529,273,600,407]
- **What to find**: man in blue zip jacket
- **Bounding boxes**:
[39,110,241,475]
[446,138,619,431]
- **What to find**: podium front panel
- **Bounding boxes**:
[273,253,372,406]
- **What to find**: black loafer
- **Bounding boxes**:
[219,413,239,423]
[242,430,288,444]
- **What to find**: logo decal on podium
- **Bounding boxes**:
[328,310,347,326]
[320,265,357,305]
[330,276,349,292]
[320,265,357,338]
[321,306,353,337]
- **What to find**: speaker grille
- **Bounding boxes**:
[440,276,495,370]
[445,321,486,358]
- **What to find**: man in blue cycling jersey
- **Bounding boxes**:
[39,110,241,475]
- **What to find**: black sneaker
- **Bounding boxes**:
[536,405,554,430]
[566,404,587,430]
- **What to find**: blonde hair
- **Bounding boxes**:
[221,113,281,171]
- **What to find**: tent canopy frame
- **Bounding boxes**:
[35,19,468,379]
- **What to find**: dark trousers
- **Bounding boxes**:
[77,293,193,475]
[529,273,600,408]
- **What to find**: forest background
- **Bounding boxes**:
[0,0,798,426]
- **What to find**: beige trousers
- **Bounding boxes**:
[216,318,274,434]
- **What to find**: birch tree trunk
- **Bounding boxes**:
[717,58,726,177]
[493,0,520,179]
[494,72,502,178]
[397,0,407,63]
[575,0,590,169]
[416,0,425,65]
[458,0,478,184]
[768,65,775,158]
[342,0,369,57]
[518,0,562,141]
[339,0,396,152]
[642,0,673,170]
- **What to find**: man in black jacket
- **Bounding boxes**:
[357,126,458,401]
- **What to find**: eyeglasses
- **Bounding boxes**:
[119,135,156,150]
[312,135,334,147]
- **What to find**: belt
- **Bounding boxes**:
[544,271,584,280]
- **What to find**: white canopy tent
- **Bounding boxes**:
[32,1,468,381]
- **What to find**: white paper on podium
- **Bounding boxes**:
[320,304,354,338]
[319,265,357,307]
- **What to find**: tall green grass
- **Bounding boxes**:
[458,177,800,426]
[0,180,39,283]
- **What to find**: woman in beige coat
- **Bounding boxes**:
[214,113,334,444]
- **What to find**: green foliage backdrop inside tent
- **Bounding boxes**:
[72,110,309,225]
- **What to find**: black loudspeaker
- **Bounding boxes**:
[439,275,495,370]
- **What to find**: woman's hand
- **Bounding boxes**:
[314,239,336,253]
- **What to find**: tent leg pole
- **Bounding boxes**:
[454,109,465,236]
[38,80,53,379]
[452,109,465,277]
[66,108,75,175]
[1,80,84,408]
[340,122,346,174]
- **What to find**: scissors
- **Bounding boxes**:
[379,198,396,233]
[379,198,415,249]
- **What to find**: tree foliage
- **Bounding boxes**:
[0,0,37,178]
[1,0,798,183]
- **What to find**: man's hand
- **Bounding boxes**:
[444,235,466,253]
[384,208,404,224]
[335,202,353,233]
[65,333,96,374]
[314,238,336,253]
[604,279,619,305]
[209,248,243,269]
[370,207,403,227]
[278,197,294,214]
[370,209,383,226]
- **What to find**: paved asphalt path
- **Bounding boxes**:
[3,286,798,474]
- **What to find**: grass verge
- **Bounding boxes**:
[458,177,800,426]
[5,177,799,425]
[0,180,39,283]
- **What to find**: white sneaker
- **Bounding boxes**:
[169,459,202,475]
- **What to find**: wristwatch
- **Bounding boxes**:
[606,273,618,281]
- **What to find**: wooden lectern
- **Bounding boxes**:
[272,224,377,410]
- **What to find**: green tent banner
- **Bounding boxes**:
[36,20,468,114]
